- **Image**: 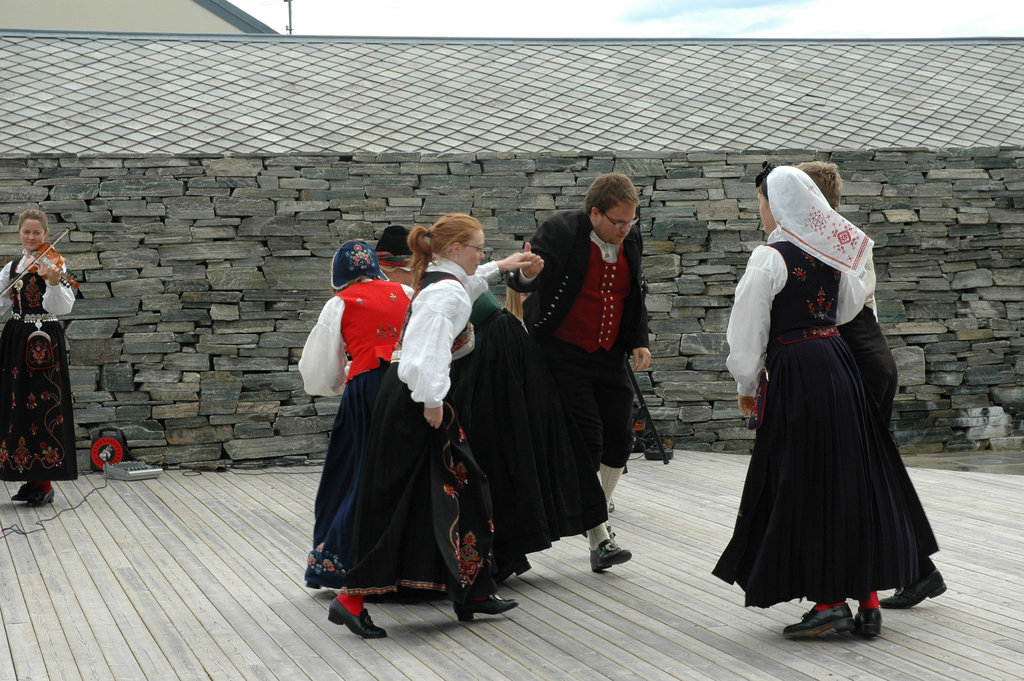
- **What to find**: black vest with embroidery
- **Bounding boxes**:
[767,241,841,342]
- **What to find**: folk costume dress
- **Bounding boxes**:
[0,258,77,483]
[343,259,502,603]
[301,277,411,588]
[449,290,608,578]
[713,166,937,608]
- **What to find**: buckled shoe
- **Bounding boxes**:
[590,538,632,572]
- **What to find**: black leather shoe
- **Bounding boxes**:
[24,489,54,507]
[11,483,33,502]
[590,539,632,572]
[880,569,946,609]
[328,600,387,638]
[453,594,518,622]
[494,557,531,585]
[854,608,882,637]
[783,604,855,638]
[305,581,323,590]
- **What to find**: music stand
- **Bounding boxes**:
[626,357,671,464]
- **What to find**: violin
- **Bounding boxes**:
[26,241,80,289]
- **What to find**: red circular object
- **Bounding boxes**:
[90,436,125,469]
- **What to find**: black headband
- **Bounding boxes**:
[754,161,776,201]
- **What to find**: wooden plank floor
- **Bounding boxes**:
[3,450,1024,681]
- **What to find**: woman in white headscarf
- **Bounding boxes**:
[713,165,938,640]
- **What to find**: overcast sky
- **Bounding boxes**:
[227,0,1023,39]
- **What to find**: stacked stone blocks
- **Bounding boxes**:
[0,146,1021,464]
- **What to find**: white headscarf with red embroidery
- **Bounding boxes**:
[765,165,872,277]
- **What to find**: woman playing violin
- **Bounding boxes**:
[0,209,78,506]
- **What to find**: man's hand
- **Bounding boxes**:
[632,346,651,371]
[496,248,543,274]
[517,242,544,279]
[737,395,754,417]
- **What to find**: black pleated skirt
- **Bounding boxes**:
[713,335,938,607]
[343,364,496,603]
[449,310,607,572]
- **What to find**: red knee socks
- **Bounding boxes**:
[336,593,364,615]
[38,481,52,493]
[811,592,878,612]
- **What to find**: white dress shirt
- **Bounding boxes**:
[726,230,866,397]
[397,259,499,408]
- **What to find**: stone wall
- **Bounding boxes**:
[0,147,1021,465]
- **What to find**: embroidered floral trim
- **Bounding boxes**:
[375,324,400,341]
[777,326,840,344]
[23,276,44,309]
[806,285,835,321]
[457,530,483,586]
[438,405,489,589]
[306,543,345,580]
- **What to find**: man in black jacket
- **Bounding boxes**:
[509,172,651,572]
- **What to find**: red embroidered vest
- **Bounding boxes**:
[554,242,631,352]
[337,280,409,382]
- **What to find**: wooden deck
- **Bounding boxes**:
[3,450,1023,681]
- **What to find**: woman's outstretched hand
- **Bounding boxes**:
[498,242,543,278]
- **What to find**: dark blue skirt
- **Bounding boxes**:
[305,364,386,588]
[713,335,937,607]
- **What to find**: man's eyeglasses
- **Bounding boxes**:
[600,210,639,229]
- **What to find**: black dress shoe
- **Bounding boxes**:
[590,539,632,573]
[24,489,54,507]
[880,569,946,609]
[453,594,518,622]
[494,557,532,585]
[11,483,33,502]
[328,599,387,638]
[305,581,323,590]
[854,608,882,637]
[783,603,855,638]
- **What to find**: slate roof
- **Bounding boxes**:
[3,32,1023,156]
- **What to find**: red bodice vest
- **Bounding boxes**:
[554,242,631,352]
[337,280,409,382]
